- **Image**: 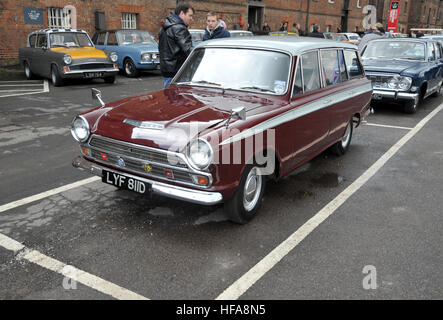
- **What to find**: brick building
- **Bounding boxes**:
[1,0,443,66]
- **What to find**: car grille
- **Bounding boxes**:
[70,63,114,70]
[88,135,193,184]
[366,73,396,89]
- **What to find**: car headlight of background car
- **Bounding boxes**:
[141,53,159,60]
[109,52,118,62]
[71,116,90,142]
[186,139,213,170]
[387,75,412,91]
[63,54,72,65]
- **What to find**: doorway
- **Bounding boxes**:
[248,6,262,32]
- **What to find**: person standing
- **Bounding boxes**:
[262,22,271,32]
[358,22,385,53]
[202,12,230,41]
[158,2,194,88]
[290,23,299,35]
[307,25,323,38]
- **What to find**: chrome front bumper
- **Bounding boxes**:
[372,90,419,102]
[72,156,223,205]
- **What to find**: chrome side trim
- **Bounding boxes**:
[220,82,372,145]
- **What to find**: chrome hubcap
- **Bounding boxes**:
[341,122,351,147]
[125,62,133,75]
[243,167,262,212]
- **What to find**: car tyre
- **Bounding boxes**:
[104,76,116,84]
[24,61,36,80]
[403,97,419,114]
[224,165,266,224]
[51,65,64,87]
[330,119,353,156]
[123,59,139,77]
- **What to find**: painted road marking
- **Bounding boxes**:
[0,233,149,300]
[216,103,443,300]
[0,176,100,214]
[0,80,49,98]
[365,122,414,130]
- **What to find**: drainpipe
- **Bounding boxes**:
[305,0,310,33]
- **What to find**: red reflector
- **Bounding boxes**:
[100,153,108,161]
[164,169,174,179]
[82,147,89,155]
[198,177,208,185]
[63,66,70,73]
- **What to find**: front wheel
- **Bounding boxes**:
[224,165,266,224]
[403,98,419,114]
[51,65,64,87]
[123,59,139,77]
[330,119,353,156]
[104,75,116,84]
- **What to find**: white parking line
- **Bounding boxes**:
[0,233,149,300]
[365,122,414,130]
[0,80,49,98]
[0,176,100,214]
[216,102,443,300]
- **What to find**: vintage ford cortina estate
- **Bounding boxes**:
[19,28,119,86]
[361,38,443,113]
[71,37,372,224]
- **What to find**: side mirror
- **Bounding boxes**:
[225,106,246,128]
[91,88,105,107]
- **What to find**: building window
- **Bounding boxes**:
[122,13,137,29]
[404,2,408,15]
[48,7,71,28]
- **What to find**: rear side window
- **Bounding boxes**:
[435,42,442,59]
[320,50,341,86]
[107,32,118,46]
[28,34,37,48]
[428,43,436,61]
[301,51,320,92]
[96,33,106,45]
[343,50,363,79]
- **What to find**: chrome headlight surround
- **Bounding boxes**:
[109,52,118,62]
[71,116,90,143]
[387,75,412,91]
[63,54,72,65]
[186,138,213,171]
[141,52,151,60]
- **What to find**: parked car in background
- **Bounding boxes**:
[337,32,361,45]
[361,38,443,113]
[189,29,205,46]
[71,37,371,224]
[19,28,119,86]
[423,35,443,46]
[92,29,159,77]
[269,31,298,37]
[228,30,254,37]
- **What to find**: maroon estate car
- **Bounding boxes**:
[71,37,372,224]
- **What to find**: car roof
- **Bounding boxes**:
[30,28,87,34]
[368,38,433,43]
[197,36,357,55]
[95,29,152,33]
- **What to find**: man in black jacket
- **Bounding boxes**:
[158,3,194,87]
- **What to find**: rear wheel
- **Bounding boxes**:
[224,165,266,224]
[330,119,353,156]
[51,65,63,87]
[123,59,139,77]
[24,61,36,80]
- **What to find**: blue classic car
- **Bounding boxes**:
[92,29,160,77]
[361,38,443,113]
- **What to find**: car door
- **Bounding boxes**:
[289,50,331,166]
[34,33,48,76]
[104,31,122,67]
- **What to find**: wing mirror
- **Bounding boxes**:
[91,88,105,107]
[225,107,246,128]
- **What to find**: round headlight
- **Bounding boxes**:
[151,53,158,60]
[141,53,151,60]
[387,77,398,89]
[63,55,72,65]
[186,139,213,170]
[398,76,412,91]
[71,116,90,142]
[110,52,118,62]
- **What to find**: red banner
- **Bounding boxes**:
[387,1,401,33]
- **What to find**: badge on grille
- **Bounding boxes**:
[142,163,152,172]
[117,157,125,167]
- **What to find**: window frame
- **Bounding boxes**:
[121,13,137,29]
[343,49,365,79]
[48,7,71,28]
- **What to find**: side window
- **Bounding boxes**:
[428,43,436,61]
[28,34,37,48]
[338,50,348,82]
[301,51,320,92]
[436,43,442,59]
[96,33,106,45]
[293,58,303,96]
[343,50,363,79]
[320,49,341,86]
[36,34,47,48]
[107,32,118,46]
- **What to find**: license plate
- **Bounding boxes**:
[102,170,151,194]
[372,93,383,100]
[84,72,104,78]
